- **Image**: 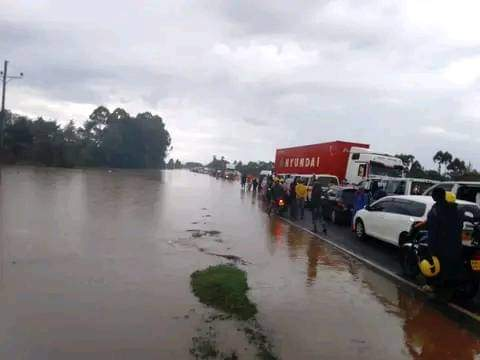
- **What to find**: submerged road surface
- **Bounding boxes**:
[0,167,479,359]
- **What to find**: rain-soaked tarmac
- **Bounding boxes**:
[0,167,479,359]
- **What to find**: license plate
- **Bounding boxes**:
[471,260,480,271]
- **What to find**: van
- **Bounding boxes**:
[424,182,480,204]
[382,178,439,196]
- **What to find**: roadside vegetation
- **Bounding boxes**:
[191,264,257,320]
[190,264,276,359]
[396,152,480,181]
[3,106,171,168]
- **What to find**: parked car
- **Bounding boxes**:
[353,195,480,246]
[424,182,480,205]
[323,186,356,225]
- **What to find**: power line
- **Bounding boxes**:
[0,60,24,149]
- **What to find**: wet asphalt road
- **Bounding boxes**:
[285,210,403,274]
[281,204,480,309]
[0,167,479,359]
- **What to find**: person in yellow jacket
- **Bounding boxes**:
[295,179,308,220]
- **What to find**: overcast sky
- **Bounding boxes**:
[2,0,480,167]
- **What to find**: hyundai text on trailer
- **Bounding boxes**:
[274,140,405,185]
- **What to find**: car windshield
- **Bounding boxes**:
[369,162,403,178]
[385,181,406,195]
[410,181,435,195]
[457,186,480,203]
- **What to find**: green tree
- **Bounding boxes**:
[447,158,467,179]
[433,151,453,175]
[3,106,171,169]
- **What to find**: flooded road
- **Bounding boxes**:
[0,167,479,359]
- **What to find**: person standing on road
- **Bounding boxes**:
[353,185,368,226]
[252,177,258,192]
[311,179,327,235]
[289,178,298,220]
[241,174,247,190]
[296,179,308,220]
[426,188,463,287]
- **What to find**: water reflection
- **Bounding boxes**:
[400,292,480,359]
[360,267,480,359]
[268,213,480,359]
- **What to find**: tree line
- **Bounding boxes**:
[3,106,171,168]
[395,151,480,181]
[206,155,274,176]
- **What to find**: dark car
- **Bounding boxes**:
[323,187,356,225]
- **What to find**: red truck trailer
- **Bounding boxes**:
[275,140,406,184]
[275,141,370,183]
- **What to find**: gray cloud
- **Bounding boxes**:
[2,0,480,167]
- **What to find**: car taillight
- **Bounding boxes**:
[278,199,285,206]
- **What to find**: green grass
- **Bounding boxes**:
[190,264,257,320]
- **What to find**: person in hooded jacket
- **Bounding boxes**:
[311,179,327,235]
[426,187,463,285]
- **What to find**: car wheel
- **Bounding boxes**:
[401,248,419,279]
[355,219,366,240]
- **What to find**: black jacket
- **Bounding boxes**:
[427,202,463,280]
[310,182,324,208]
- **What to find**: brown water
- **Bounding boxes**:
[0,167,478,359]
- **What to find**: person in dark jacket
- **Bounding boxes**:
[241,174,247,190]
[311,180,327,235]
[426,187,463,285]
[252,177,258,192]
[267,179,285,215]
[289,178,298,220]
[353,186,368,224]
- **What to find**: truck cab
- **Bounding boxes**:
[345,147,405,185]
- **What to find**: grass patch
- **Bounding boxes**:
[191,264,257,320]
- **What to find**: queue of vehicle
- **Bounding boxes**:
[270,140,480,299]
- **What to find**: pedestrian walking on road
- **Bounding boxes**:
[241,174,247,190]
[295,179,308,220]
[252,177,258,192]
[311,179,327,235]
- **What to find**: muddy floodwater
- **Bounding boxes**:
[0,167,479,359]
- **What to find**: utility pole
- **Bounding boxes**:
[0,60,23,149]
